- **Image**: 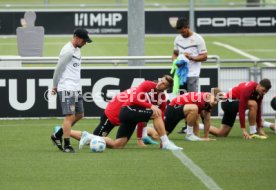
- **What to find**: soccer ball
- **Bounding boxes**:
[89,136,106,153]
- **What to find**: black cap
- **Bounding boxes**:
[176,17,189,30]
[73,28,92,43]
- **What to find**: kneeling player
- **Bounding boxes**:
[75,75,182,150]
[165,88,221,141]
[209,79,271,139]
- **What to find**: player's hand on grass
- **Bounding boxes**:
[242,131,251,139]
[137,139,147,147]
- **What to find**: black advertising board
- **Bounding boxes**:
[0,11,128,35]
[146,9,276,34]
[0,9,276,35]
[195,9,276,34]
[0,67,218,117]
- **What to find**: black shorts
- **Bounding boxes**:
[93,113,116,137]
[164,105,185,134]
[271,97,276,111]
[221,100,239,127]
[117,106,153,139]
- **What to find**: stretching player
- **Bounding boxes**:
[57,80,162,147]
[72,75,183,150]
[165,88,221,141]
[209,79,271,139]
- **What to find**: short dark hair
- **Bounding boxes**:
[259,78,271,91]
[176,17,189,30]
[271,97,276,111]
[163,75,174,88]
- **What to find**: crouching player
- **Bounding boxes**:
[165,88,221,141]
[72,75,183,150]
[209,79,271,139]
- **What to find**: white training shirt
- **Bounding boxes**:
[173,32,207,77]
[53,42,81,91]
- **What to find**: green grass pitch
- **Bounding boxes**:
[1,35,276,58]
[0,118,275,190]
[1,35,276,67]
[1,5,276,189]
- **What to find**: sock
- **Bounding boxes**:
[142,127,148,138]
[186,125,193,135]
[199,123,204,130]
[55,128,63,138]
[160,135,169,144]
[262,120,272,128]
[249,125,257,134]
[64,138,71,147]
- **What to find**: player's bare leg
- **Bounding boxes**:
[103,137,128,149]
[193,114,200,136]
[247,100,267,138]
[71,112,84,127]
[183,104,202,141]
[209,124,231,137]
[248,100,258,133]
[70,130,82,141]
[62,115,77,138]
[150,111,183,150]
[61,113,83,152]
[152,116,167,137]
[147,126,159,140]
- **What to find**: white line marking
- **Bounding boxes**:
[244,49,276,53]
[262,62,275,66]
[213,41,259,60]
[172,150,222,190]
[213,41,274,67]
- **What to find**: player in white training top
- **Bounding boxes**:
[172,17,207,93]
[172,17,208,134]
[50,28,92,153]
